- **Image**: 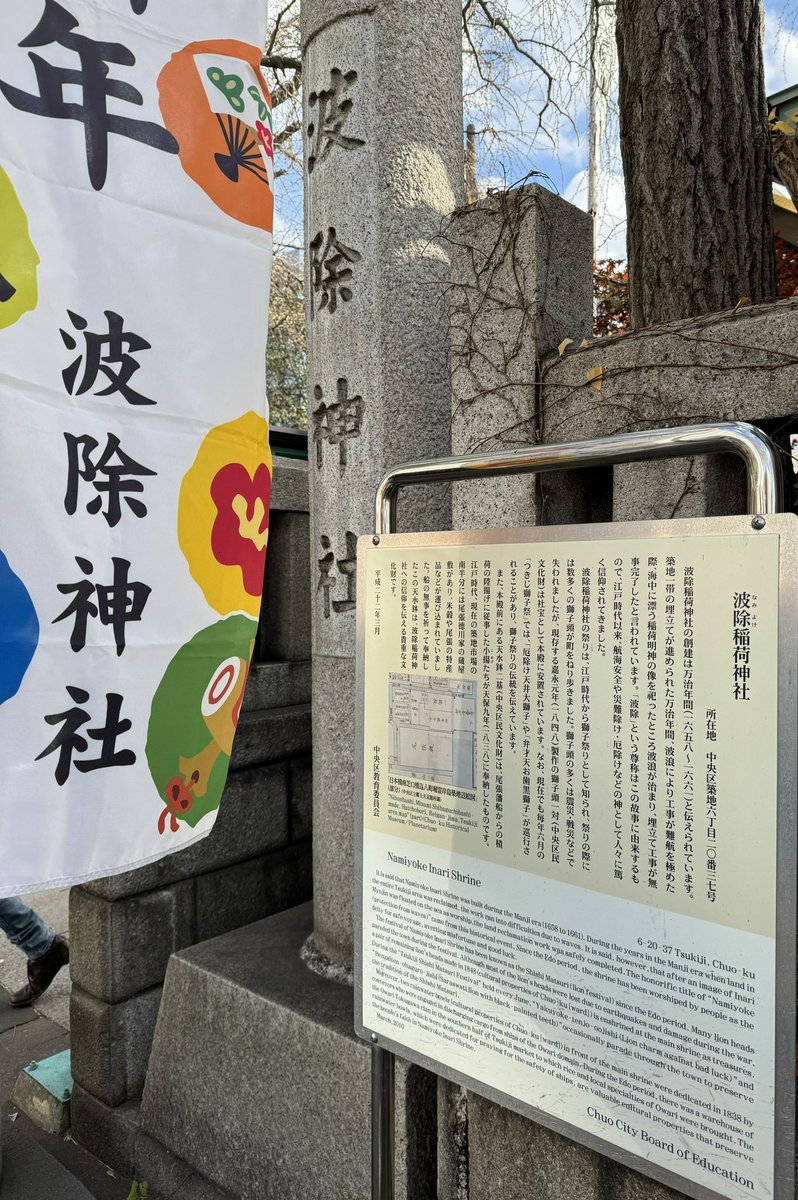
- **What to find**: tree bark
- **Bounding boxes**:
[616,0,776,327]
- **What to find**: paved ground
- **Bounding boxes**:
[0,890,71,1031]
[0,890,132,1200]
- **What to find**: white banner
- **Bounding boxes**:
[0,0,273,892]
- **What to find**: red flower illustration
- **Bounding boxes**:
[256,121,274,160]
[210,462,271,597]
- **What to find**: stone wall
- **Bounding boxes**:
[69,455,314,1167]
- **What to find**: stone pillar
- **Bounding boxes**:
[447,185,593,531]
[303,0,465,971]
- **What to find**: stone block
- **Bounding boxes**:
[467,1092,607,1200]
[84,762,290,901]
[134,1130,235,1200]
[230,704,311,769]
[139,903,436,1200]
[258,511,311,662]
[70,1083,140,1179]
[289,757,312,842]
[70,985,161,1107]
[539,297,798,448]
[437,1079,467,1200]
[311,655,356,972]
[70,882,195,1004]
[242,660,311,711]
[447,185,592,533]
[270,456,309,514]
[605,1160,684,1200]
[195,843,312,943]
[611,456,746,523]
[12,1049,73,1136]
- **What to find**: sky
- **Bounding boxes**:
[271,0,798,262]
[537,0,798,260]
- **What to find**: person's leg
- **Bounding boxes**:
[0,897,68,1007]
[0,896,54,961]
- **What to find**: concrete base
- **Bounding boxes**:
[138,903,436,1200]
[11,1050,73,1136]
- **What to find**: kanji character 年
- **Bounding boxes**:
[0,0,177,191]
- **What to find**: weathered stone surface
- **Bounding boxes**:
[536,299,798,526]
[139,903,435,1200]
[270,456,309,513]
[70,1084,139,1178]
[311,655,356,971]
[70,985,162,1107]
[437,1079,468,1200]
[288,756,312,842]
[230,703,311,769]
[134,1130,235,1200]
[448,186,592,531]
[304,0,464,663]
[467,1093,607,1200]
[539,298,798,447]
[12,1055,72,1136]
[605,1160,685,1200]
[69,882,195,1004]
[259,511,311,661]
[84,762,290,901]
[195,843,312,943]
[242,659,311,711]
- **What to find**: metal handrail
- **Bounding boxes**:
[375,421,783,536]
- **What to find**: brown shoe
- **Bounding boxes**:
[9,935,69,1007]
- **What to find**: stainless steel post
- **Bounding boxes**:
[371,1044,395,1200]
[368,420,783,1200]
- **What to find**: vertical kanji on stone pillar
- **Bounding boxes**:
[303,0,465,972]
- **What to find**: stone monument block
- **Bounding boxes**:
[447,186,592,531]
[70,881,196,1005]
[467,1093,606,1200]
[70,984,161,1107]
[138,904,436,1200]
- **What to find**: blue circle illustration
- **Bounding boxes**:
[0,550,39,705]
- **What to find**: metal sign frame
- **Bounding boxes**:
[354,422,796,1200]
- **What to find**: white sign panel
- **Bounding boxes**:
[0,0,273,893]
[356,516,797,1200]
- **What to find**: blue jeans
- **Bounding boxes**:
[0,897,54,961]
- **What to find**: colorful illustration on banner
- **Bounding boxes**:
[178,411,272,617]
[158,40,273,230]
[0,164,39,329]
[146,615,257,833]
[0,551,39,705]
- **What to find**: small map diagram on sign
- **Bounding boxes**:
[388,674,476,789]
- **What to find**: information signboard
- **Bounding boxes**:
[356,514,797,1200]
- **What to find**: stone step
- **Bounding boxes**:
[137,903,436,1200]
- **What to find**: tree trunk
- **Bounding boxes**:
[616,0,776,327]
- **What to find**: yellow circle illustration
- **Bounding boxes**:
[178,411,272,617]
[0,165,39,330]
